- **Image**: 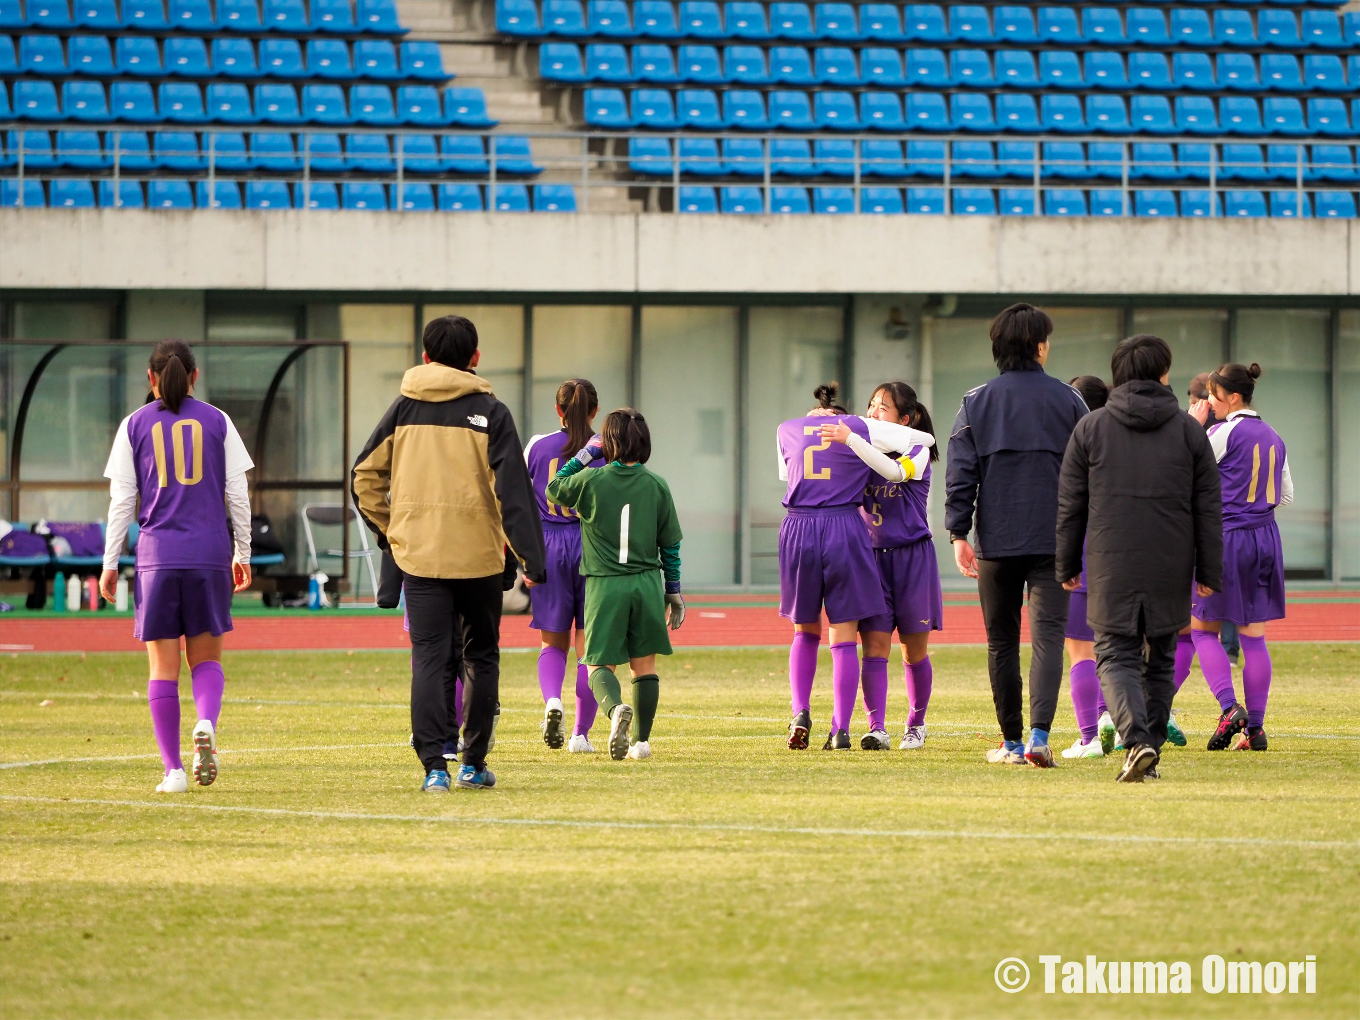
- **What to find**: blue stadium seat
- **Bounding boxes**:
[492,134,541,173]
[993,5,1036,43]
[903,187,941,214]
[675,88,721,127]
[213,38,258,77]
[1214,9,1256,46]
[1303,55,1346,92]
[1087,95,1130,134]
[533,183,577,211]
[440,134,488,173]
[949,5,992,42]
[906,139,944,176]
[861,91,904,130]
[861,138,906,176]
[769,137,813,175]
[204,130,251,168]
[1087,142,1126,179]
[1126,8,1168,46]
[164,37,210,78]
[261,38,305,77]
[630,87,676,127]
[770,45,815,84]
[676,185,716,212]
[1037,6,1080,44]
[0,36,16,74]
[1131,142,1177,179]
[1082,7,1124,44]
[445,87,497,126]
[1310,145,1357,182]
[1221,96,1261,135]
[27,0,71,21]
[996,94,1039,132]
[205,83,254,123]
[1266,144,1304,182]
[677,44,723,82]
[861,47,904,86]
[355,39,401,79]
[55,129,106,168]
[437,182,481,210]
[1175,96,1218,134]
[904,3,948,41]
[1089,190,1128,216]
[343,181,388,210]
[217,0,261,31]
[813,136,852,176]
[813,186,853,213]
[813,2,857,40]
[75,0,118,28]
[15,80,62,120]
[953,187,996,215]
[815,47,859,85]
[678,136,724,174]
[1307,98,1349,137]
[721,185,763,213]
[1171,52,1214,90]
[770,90,813,129]
[147,179,193,209]
[294,180,338,208]
[543,0,584,30]
[1176,143,1212,181]
[63,82,111,121]
[70,35,114,75]
[1130,96,1174,134]
[1221,143,1268,180]
[951,92,993,131]
[722,136,764,174]
[246,180,292,208]
[344,131,391,171]
[1224,190,1267,217]
[256,83,303,123]
[677,1,723,38]
[397,133,440,172]
[122,0,168,29]
[307,39,355,78]
[1038,51,1082,89]
[1258,9,1300,48]
[1300,9,1343,47]
[310,0,354,33]
[814,90,858,129]
[4,130,53,169]
[1085,51,1126,90]
[1169,8,1212,46]
[724,2,770,39]
[997,140,1035,178]
[723,89,767,128]
[168,0,213,29]
[1041,94,1084,132]
[906,48,949,87]
[952,140,995,177]
[906,91,947,129]
[585,43,631,80]
[1260,54,1301,91]
[951,48,993,86]
[110,81,157,121]
[1346,11,1360,46]
[635,44,679,82]
[264,0,307,31]
[302,84,349,123]
[1216,53,1257,91]
[769,3,816,40]
[1134,189,1177,217]
[770,186,810,213]
[153,130,201,169]
[356,0,407,34]
[1043,189,1086,215]
[1043,141,1089,178]
[351,85,397,124]
[20,34,66,74]
[995,50,1037,88]
[100,179,144,207]
[196,180,242,209]
[118,35,163,75]
[1350,56,1360,91]
[588,0,632,36]
[497,0,541,34]
[585,87,629,127]
[159,82,207,123]
[860,186,902,213]
[1263,98,1306,136]
[1178,190,1218,218]
[635,0,680,36]
[539,43,586,81]
[397,85,444,125]
[860,3,905,41]
[1315,191,1357,219]
[998,188,1035,215]
[1269,190,1310,218]
[1129,53,1170,90]
[108,129,154,166]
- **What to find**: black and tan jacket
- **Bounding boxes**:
[352,363,546,583]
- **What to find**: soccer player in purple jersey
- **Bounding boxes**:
[523,379,606,753]
[822,382,942,751]
[100,341,254,794]
[778,384,936,751]
[1189,363,1292,752]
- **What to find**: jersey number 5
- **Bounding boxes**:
[150,419,204,488]
[802,426,832,480]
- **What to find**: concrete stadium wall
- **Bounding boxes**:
[2,208,1357,296]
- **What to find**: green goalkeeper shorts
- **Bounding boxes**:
[582,571,672,666]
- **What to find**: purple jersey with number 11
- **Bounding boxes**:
[778,415,873,507]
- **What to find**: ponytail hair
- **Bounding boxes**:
[600,408,651,464]
[811,382,848,414]
[556,378,599,457]
[1209,362,1262,405]
[149,339,196,415]
[871,381,938,462]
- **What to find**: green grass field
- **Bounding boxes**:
[1,644,1357,1019]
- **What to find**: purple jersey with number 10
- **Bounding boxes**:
[525,429,606,524]
[778,415,873,507]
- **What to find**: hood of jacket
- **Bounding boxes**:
[400,363,493,403]
[1106,380,1181,432]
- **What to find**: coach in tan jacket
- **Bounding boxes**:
[353,315,545,789]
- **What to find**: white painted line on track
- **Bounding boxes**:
[0,743,406,770]
[1,794,1356,850]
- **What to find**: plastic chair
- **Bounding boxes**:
[61,81,109,122]
[1221,143,1268,181]
[813,137,853,176]
[312,0,356,31]
[1315,191,1357,219]
[1043,142,1090,179]
[950,48,993,86]
[159,82,208,123]
[15,80,63,120]
[585,43,632,81]
[633,0,678,36]
[20,34,67,74]
[864,186,905,213]
[906,92,948,130]
[998,188,1035,216]
[996,94,1039,132]
[1304,55,1346,92]
[1088,189,1127,216]
[903,3,948,41]
[148,179,194,208]
[770,186,810,213]
[393,182,434,210]
[814,46,859,85]
[588,0,631,36]
[1038,51,1082,89]
[1044,189,1086,216]
[539,43,587,81]
[585,87,630,127]
[437,183,482,210]
[55,128,107,167]
[862,138,906,176]
[356,0,406,34]
[341,181,388,210]
[294,180,340,208]
[952,187,995,215]
[1221,96,1262,135]
[677,0,723,37]
[769,2,816,39]
[1224,190,1267,217]
[75,0,119,28]
[213,37,259,77]
[533,183,577,211]
[1129,53,1171,90]
[491,135,542,174]
[1169,8,1212,46]
[445,87,497,127]
[993,5,1036,43]
[168,0,212,28]
[204,130,251,168]
[995,50,1037,88]
[1268,190,1310,218]
[904,187,942,214]
[997,140,1035,178]
[196,179,242,209]
[1087,94,1130,134]
[723,0,767,38]
[1131,142,1176,180]
[1174,96,1219,134]
[770,45,815,85]
[216,0,262,31]
[676,185,717,213]
[1085,51,1126,90]
[952,140,996,177]
[634,44,679,82]
[496,0,542,35]
[261,38,305,78]
[1129,96,1174,135]
[1263,98,1306,136]
[861,92,904,131]
[813,186,853,213]
[307,39,355,79]
[1300,9,1343,48]
[723,136,764,175]
[302,84,350,123]
[1261,54,1301,91]
[906,139,945,177]
[951,93,994,131]
[122,0,168,28]
[861,46,906,86]
[70,35,114,75]
[676,88,723,128]
[678,135,724,174]
[1133,190,1177,217]
[906,47,948,86]
[1258,10,1300,48]
[1307,98,1350,137]
[1171,52,1214,90]
[677,44,723,82]
[263,0,307,31]
[246,180,293,208]
[1126,8,1168,45]
[860,3,905,41]
[720,186,763,213]
[769,90,813,130]
[1082,7,1124,44]
[354,39,401,79]
[1041,93,1085,132]
[397,85,445,125]
[441,134,488,173]
[1214,9,1256,46]
[949,5,992,42]
[351,84,398,125]
[769,137,813,175]
[1037,6,1081,44]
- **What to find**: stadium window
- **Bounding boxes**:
[529,305,632,439]
[340,304,418,469]
[423,304,526,429]
[1039,308,1122,386]
[1337,311,1360,581]
[1129,308,1228,409]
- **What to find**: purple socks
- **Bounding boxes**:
[830,642,859,732]
[574,662,597,736]
[190,660,224,728]
[860,657,888,732]
[789,631,819,715]
[1173,632,1195,692]
[1069,659,1100,743]
[906,656,933,728]
[1193,629,1238,711]
[538,646,568,703]
[1239,634,1271,728]
[147,679,182,772]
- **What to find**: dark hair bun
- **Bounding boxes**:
[1248,363,1262,379]
[813,382,840,408]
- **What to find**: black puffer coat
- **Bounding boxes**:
[1055,380,1223,637]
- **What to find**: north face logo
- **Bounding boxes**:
[467,415,488,428]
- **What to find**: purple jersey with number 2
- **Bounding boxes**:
[778,415,873,507]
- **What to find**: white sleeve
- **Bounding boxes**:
[902,446,931,482]
[225,472,252,563]
[221,412,255,477]
[523,433,545,464]
[1279,455,1294,507]
[864,418,936,452]
[103,477,138,572]
[845,432,907,482]
[103,416,137,483]
[777,434,788,482]
[1207,419,1236,463]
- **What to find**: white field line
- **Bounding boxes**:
[1,794,1356,850]
[0,743,406,770]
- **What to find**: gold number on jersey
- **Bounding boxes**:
[151,419,204,488]
[150,422,169,488]
[547,458,560,516]
[1266,445,1276,505]
[1247,443,1260,504]
[869,503,884,527]
[802,426,832,480]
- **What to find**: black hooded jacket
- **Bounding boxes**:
[1056,380,1223,637]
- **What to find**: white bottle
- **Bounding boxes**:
[66,576,81,611]
[115,575,129,613]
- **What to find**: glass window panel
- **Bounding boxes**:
[746,306,843,585]
[11,301,116,341]
[1234,310,1330,574]
[206,309,299,342]
[341,304,415,471]
[641,306,740,586]
[1042,307,1122,386]
[1338,311,1360,580]
[530,306,631,440]
[423,304,525,430]
[1130,308,1228,408]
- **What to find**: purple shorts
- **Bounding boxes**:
[1193,522,1286,626]
[1065,590,1095,642]
[860,536,943,636]
[779,505,886,625]
[530,523,586,633]
[133,568,233,642]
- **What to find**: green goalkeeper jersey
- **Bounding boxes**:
[547,462,683,579]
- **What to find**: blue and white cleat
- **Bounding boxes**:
[191,719,219,787]
[456,763,496,789]
[422,769,451,793]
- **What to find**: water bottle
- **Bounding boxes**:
[86,576,99,611]
[115,575,129,613]
[308,573,321,610]
[66,574,80,611]
[52,572,66,613]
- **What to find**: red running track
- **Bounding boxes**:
[3,596,1356,652]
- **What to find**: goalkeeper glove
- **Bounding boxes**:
[571,434,604,469]
[665,590,685,631]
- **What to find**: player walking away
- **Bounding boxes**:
[524,379,605,753]
[821,382,942,751]
[1189,363,1291,752]
[546,410,684,761]
[780,384,936,751]
[99,340,254,793]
